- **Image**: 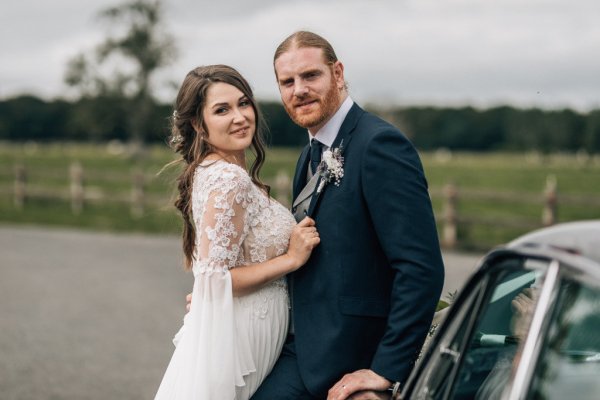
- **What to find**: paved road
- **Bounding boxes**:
[0,226,482,400]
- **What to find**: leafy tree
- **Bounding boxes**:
[392,106,507,151]
[584,110,600,153]
[64,0,176,144]
[260,102,306,147]
[503,108,586,153]
[0,96,70,141]
[65,95,130,142]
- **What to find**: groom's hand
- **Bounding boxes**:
[348,391,390,400]
[185,293,192,312]
[327,369,391,400]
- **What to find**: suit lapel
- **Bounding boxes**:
[306,103,363,217]
[292,145,311,201]
[292,172,320,209]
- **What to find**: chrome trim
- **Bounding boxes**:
[439,346,460,361]
[507,259,560,400]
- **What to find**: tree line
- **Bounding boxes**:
[1,94,599,152]
[5,0,597,153]
[380,105,600,153]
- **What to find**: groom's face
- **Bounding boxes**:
[275,47,344,133]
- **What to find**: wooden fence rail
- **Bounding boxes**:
[5,162,295,219]
[4,163,599,250]
[13,164,26,209]
[432,176,564,249]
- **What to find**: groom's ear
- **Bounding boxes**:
[332,61,345,91]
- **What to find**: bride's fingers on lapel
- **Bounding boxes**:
[302,216,316,227]
[298,217,311,227]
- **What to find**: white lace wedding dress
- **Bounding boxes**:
[155,160,295,400]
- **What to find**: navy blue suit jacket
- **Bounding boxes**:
[289,103,444,397]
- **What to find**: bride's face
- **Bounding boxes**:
[201,82,256,156]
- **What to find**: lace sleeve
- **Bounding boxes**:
[194,164,252,274]
[156,163,256,400]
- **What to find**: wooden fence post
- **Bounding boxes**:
[542,174,557,226]
[131,169,145,218]
[70,162,84,215]
[14,164,26,209]
[274,170,291,208]
[442,183,458,249]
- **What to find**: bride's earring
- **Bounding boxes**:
[199,131,212,151]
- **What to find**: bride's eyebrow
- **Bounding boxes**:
[210,96,247,109]
[209,101,231,109]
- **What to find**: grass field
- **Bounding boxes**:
[1,142,599,250]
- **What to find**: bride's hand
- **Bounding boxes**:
[286,217,320,270]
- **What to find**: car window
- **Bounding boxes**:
[409,255,549,400]
[455,264,545,400]
[411,276,485,399]
[528,278,600,400]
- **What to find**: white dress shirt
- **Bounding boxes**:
[307,96,354,151]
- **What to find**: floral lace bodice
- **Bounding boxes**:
[191,160,295,281]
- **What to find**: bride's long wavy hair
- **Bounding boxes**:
[168,65,269,270]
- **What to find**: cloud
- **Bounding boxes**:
[1,0,599,110]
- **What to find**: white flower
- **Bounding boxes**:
[316,145,345,193]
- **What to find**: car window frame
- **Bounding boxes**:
[505,259,561,399]
[406,274,488,399]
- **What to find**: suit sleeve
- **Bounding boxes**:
[361,127,445,383]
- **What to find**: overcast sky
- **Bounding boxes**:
[1,0,599,110]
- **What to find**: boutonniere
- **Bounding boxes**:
[316,142,345,193]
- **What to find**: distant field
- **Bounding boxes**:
[1,142,598,250]
[421,150,600,249]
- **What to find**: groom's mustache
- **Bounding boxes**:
[292,97,319,108]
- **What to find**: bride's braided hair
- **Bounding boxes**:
[168,65,269,270]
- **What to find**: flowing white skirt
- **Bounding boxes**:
[155,271,289,400]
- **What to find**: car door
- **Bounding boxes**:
[402,250,552,400]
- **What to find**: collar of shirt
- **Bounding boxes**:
[307,96,354,150]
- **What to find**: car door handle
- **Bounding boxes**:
[440,346,460,361]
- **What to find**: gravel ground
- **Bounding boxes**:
[0,225,482,400]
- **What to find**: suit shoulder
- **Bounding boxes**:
[355,110,413,147]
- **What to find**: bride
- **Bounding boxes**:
[155,65,320,400]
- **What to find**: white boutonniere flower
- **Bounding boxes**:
[316,144,345,193]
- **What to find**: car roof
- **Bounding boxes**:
[507,220,600,264]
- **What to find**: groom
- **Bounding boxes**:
[252,31,445,399]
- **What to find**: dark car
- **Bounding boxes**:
[400,220,600,400]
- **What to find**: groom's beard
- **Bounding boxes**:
[284,76,341,130]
